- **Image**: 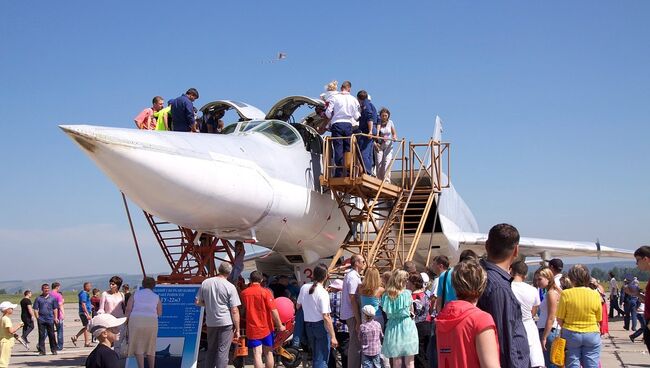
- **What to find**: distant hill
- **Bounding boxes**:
[0,273,159,295]
[0,260,643,295]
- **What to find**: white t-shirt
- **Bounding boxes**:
[298,283,331,322]
[511,281,541,322]
[431,277,440,298]
[341,269,361,320]
[325,91,360,127]
[554,273,563,290]
[610,277,619,295]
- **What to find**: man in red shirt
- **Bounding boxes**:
[634,246,650,354]
[241,271,286,368]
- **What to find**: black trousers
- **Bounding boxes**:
[644,325,650,355]
[37,320,57,353]
[328,331,350,368]
[21,317,34,342]
[609,295,624,317]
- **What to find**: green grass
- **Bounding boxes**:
[0,291,79,306]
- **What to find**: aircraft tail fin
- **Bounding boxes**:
[433,115,443,142]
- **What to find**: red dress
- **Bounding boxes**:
[600,300,609,335]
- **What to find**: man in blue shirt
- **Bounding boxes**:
[33,283,59,355]
[356,90,377,175]
[477,224,530,368]
[71,282,93,347]
[170,88,200,132]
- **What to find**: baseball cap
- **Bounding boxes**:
[89,314,127,338]
[420,272,430,284]
[0,301,17,312]
[362,305,376,317]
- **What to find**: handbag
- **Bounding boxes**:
[550,336,566,366]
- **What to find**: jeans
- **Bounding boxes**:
[538,327,559,368]
[624,297,639,330]
[306,321,330,368]
[205,325,233,368]
[331,122,353,177]
[631,315,646,340]
[55,320,64,350]
[361,354,382,368]
[37,320,57,353]
[291,308,305,348]
[561,329,601,368]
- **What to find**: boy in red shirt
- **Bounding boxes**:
[435,259,500,368]
[241,271,286,368]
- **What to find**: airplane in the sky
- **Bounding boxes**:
[60,96,633,277]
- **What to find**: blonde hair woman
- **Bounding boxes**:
[535,267,561,368]
[359,268,385,325]
[557,265,602,368]
[381,270,418,368]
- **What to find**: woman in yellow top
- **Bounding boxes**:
[556,264,602,368]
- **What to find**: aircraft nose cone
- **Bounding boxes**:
[60,125,274,230]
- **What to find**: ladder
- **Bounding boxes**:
[143,212,235,283]
[323,134,449,276]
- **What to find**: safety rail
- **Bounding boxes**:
[322,133,451,274]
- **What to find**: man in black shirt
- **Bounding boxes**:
[20,290,35,344]
[85,314,127,368]
[477,223,530,368]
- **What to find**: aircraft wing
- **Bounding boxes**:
[451,232,634,259]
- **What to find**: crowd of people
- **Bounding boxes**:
[133,81,399,182]
[189,225,650,368]
[1,237,650,368]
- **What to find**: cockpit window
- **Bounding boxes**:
[240,121,263,132]
[252,121,300,146]
[222,123,237,135]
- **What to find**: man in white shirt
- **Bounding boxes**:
[341,254,365,368]
[609,271,624,318]
[325,80,360,177]
[510,261,545,368]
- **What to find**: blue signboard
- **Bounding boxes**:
[126,284,204,368]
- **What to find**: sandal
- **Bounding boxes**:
[84,343,94,348]
[71,336,78,347]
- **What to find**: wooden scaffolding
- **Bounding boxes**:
[321,133,450,276]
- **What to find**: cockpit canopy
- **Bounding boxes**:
[222,120,301,146]
[199,100,266,121]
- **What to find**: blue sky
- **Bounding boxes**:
[1,1,648,280]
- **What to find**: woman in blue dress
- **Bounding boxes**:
[382,269,419,368]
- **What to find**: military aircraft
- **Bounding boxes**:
[60,96,633,277]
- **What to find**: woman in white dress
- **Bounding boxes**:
[375,108,398,182]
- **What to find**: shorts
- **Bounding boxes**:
[248,332,274,348]
[79,313,89,327]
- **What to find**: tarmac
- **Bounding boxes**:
[6,304,650,367]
